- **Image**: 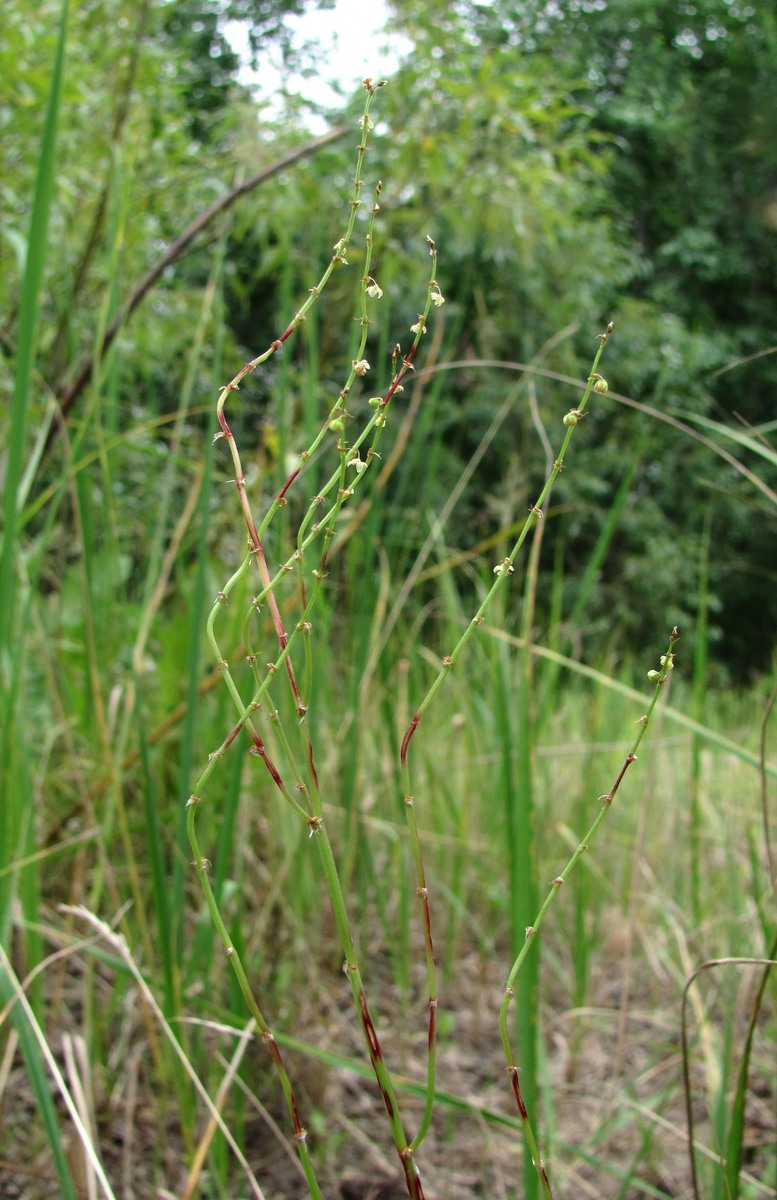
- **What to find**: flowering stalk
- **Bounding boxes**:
[400,322,614,1151]
[188,79,445,1199]
[499,626,680,1197]
[211,80,386,711]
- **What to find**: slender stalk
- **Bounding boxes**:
[691,509,712,929]
[399,323,615,1151]
[499,626,680,1196]
[681,948,777,1200]
[185,799,324,1200]
[187,85,385,1194]
[759,670,777,905]
[402,327,614,740]
[511,500,546,1200]
[190,273,439,1197]
[188,80,444,1198]
[210,85,385,715]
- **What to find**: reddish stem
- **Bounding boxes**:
[279,466,302,500]
[250,735,285,793]
[400,714,421,766]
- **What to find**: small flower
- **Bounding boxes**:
[366,279,383,299]
[411,316,427,335]
[431,287,445,307]
[352,358,370,376]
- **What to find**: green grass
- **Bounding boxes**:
[0,4,76,1195]
[2,581,774,1196]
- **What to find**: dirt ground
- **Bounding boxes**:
[2,931,774,1200]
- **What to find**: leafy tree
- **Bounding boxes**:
[160,0,334,137]
[376,0,777,672]
[513,0,777,398]
[0,0,335,409]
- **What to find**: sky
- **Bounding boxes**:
[227,0,410,119]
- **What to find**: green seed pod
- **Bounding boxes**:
[647,669,661,682]
[328,417,345,434]
[563,411,579,427]
[593,377,608,394]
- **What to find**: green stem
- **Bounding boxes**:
[498,627,680,1196]
[399,323,615,1153]
[188,87,441,1198]
[186,798,324,1200]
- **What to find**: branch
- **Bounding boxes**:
[46,123,349,452]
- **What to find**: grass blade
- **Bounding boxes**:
[0,0,69,939]
[0,947,83,1200]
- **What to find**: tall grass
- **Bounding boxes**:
[1,67,776,1200]
[0,4,76,1196]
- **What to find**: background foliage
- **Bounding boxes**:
[3,0,775,671]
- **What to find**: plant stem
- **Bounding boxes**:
[188,81,445,1198]
[399,323,615,1153]
[499,626,680,1196]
